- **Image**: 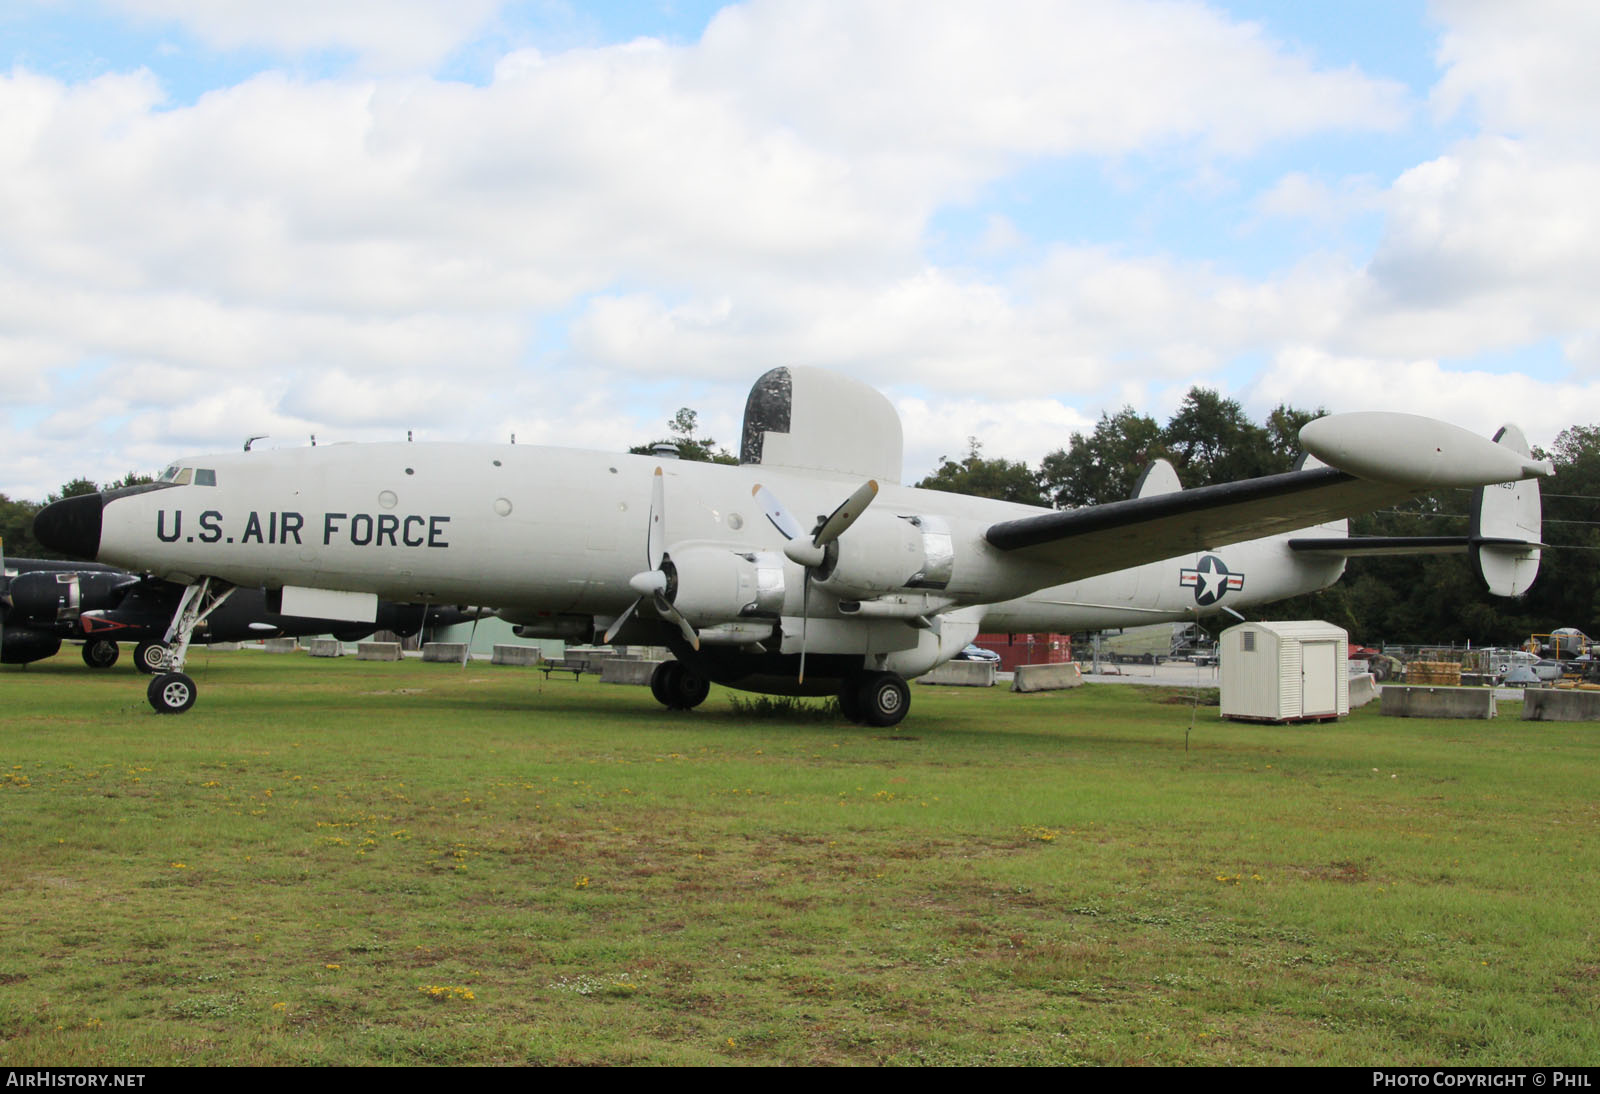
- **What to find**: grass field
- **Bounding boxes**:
[2,648,1597,1066]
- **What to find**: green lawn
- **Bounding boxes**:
[2,649,1596,1065]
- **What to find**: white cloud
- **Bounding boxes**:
[894,395,1095,482]
[1251,347,1600,450]
[1431,0,1600,146]
[102,0,508,71]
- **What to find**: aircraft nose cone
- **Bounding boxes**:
[34,492,104,560]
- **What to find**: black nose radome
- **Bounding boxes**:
[34,492,104,560]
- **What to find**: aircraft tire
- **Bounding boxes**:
[82,639,120,670]
[134,640,168,674]
[649,661,676,707]
[652,661,709,710]
[148,672,197,714]
[670,666,710,710]
[856,672,910,728]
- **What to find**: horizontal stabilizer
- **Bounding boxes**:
[1288,535,1474,557]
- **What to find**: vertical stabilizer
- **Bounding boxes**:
[1471,425,1543,596]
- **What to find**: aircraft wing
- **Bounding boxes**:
[986,466,1412,581]
[984,412,1553,587]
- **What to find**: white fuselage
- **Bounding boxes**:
[95,443,1346,660]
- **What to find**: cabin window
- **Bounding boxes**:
[194,469,217,486]
[159,465,180,482]
[171,468,193,486]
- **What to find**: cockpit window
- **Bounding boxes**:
[157,465,216,486]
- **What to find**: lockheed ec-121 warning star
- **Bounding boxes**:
[33,367,1549,724]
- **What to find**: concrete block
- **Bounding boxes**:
[263,638,298,653]
[1011,662,1084,692]
[307,639,343,658]
[357,642,401,662]
[206,642,242,652]
[1520,688,1600,722]
[918,660,996,687]
[492,644,544,666]
[1348,673,1378,708]
[1380,686,1497,719]
[422,642,467,663]
[601,658,662,685]
[562,647,614,671]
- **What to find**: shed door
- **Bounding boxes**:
[1301,640,1338,715]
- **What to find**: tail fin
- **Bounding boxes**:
[1471,425,1542,596]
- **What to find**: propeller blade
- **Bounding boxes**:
[602,597,641,644]
[813,480,878,547]
[648,467,665,570]
[654,593,700,651]
[752,484,806,541]
[798,570,809,684]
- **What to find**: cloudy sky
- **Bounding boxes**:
[3,0,1598,500]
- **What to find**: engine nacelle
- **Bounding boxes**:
[2,627,63,665]
[814,514,955,599]
[8,571,137,623]
[511,614,595,641]
[668,546,785,624]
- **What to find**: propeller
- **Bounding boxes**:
[604,468,700,649]
[752,479,878,682]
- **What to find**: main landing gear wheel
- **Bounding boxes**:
[148,672,197,714]
[854,671,910,728]
[134,640,168,674]
[650,661,710,710]
[82,639,120,670]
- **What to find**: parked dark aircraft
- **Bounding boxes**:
[1,544,473,670]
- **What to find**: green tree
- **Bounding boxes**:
[1162,388,1277,486]
[916,438,1047,506]
[1038,407,1166,508]
[630,408,738,464]
[0,493,44,558]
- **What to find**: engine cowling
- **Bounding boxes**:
[813,514,954,599]
[2,627,63,664]
[8,571,138,623]
[667,546,785,625]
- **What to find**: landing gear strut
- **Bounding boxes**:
[144,577,235,714]
[650,660,711,710]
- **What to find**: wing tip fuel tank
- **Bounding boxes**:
[1300,413,1554,489]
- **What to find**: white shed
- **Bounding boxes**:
[1219,620,1349,723]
